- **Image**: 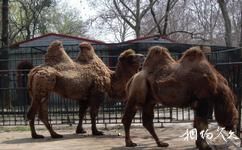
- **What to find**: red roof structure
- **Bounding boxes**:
[125,34,175,43]
[11,33,105,48]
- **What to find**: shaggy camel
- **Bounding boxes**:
[27,41,144,138]
[123,46,238,150]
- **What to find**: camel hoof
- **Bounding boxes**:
[32,134,45,139]
[126,141,137,147]
[157,142,169,147]
[76,128,87,134]
[92,130,104,136]
[51,133,63,138]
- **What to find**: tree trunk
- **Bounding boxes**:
[2,0,9,47]
[162,0,171,35]
[240,2,242,47]
[26,26,31,40]
[135,24,141,38]
[135,0,141,38]
[1,0,11,108]
[217,0,232,47]
[149,0,162,35]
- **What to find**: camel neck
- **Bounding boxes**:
[108,62,135,99]
[114,62,135,82]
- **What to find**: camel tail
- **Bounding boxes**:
[213,83,239,131]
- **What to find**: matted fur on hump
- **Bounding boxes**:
[76,42,95,63]
[143,46,175,71]
[45,40,74,67]
[179,46,207,63]
[75,42,112,92]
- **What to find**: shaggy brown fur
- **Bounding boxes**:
[123,46,238,150]
[27,40,143,139]
[109,49,144,99]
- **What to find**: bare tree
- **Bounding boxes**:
[149,0,161,35]
[113,0,158,37]
[145,0,178,35]
[87,0,134,42]
[88,0,241,45]
[162,0,171,35]
[217,0,232,46]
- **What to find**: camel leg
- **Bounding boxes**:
[89,92,104,136]
[38,98,63,138]
[122,100,137,147]
[194,100,211,150]
[142,102,169,147]
[27,97,44,139]
[76,100,89,134]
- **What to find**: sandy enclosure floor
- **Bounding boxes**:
[0,123,240,150]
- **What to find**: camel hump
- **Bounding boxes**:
[48,40,63,51]
[79,42,92,49]
[76,42,97,63]
[179,46,206,62]
[143,46,175,71]
[45,40,74,66]
[46,40,64,56]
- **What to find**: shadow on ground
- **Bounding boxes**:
[2,133,123,144]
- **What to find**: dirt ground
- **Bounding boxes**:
[0,123,241,150]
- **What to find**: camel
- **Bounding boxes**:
[122,46,238,150]
[27,40,144,139]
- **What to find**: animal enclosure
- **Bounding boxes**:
[0,42,241,137]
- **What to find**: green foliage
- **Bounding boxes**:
[43,3,87,36]
[8,0,86,45]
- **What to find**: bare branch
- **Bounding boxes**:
[146,0,178,35]
[140,0,158,19]
[120,0,136,17]
[113,0,135,29]
[167,30,209,41]
[149,0,162,35]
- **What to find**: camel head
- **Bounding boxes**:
[117,49,144,74]
[76,42,96,63]
[143,46,175,70]
[179,46,207,63]
[46,40,64,56]
[109,49,144,99]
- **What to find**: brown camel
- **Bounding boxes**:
[27,40,144,139]
[122,46,238,150]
